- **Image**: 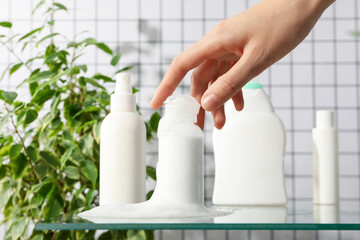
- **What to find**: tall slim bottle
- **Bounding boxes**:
[99,73,146,206]
[313,110,339,205]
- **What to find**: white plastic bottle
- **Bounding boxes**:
[313,110,339,205]
[150,95,205,207]
[99,73,146,206]
[212,81,287,206]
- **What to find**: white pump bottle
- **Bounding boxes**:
[99,73,146,206]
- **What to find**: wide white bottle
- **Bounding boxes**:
[99,73,146,206]
[212,81,287,205]
[313,110,339,205]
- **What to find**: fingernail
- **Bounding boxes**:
[202,94,220,110]
[150,89,158,106]
[214,113,225,130]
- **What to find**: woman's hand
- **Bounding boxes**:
[151,0,334,129]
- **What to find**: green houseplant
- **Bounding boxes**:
[0,1,159,239]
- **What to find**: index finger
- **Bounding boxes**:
[150,40,214,109]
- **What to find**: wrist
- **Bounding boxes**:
[310,0,336,16]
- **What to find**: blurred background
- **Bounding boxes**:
[0,0,359,239]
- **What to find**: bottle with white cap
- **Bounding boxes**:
[313,110,339,205]
[99,73,146,205]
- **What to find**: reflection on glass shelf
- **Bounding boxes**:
[35,202,360,231]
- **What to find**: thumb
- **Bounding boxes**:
[200,50,254,111]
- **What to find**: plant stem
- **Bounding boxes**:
[68,42,77,105]
[4,103,38,181]
[69,82,73,104]
[79,87,84,107]
[50,0,55,45]
[0,41,33,73]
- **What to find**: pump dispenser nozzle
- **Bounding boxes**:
[110,73,136,112]
[115,73,132,94]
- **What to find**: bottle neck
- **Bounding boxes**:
[164,103,197,123]
[110,94,136,112]
[316,110,334,128]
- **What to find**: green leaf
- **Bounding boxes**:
[64,165,79,180]
[86,189,95,206]
[54,2,67,11]
[31,88,55,106]
[50,94,61,112]
[132,87,139,94]
[0,166,8,180]
[70,66,80,75]
[0,22,12,28]
[18,27,43,42]
[33,180,54,199]
[0,114,10,132]
[11,217,28,240]
[0,66,9,82]
[29,82,38,96]
[29,193,44,209]
[127,230,147,240]
[76,120,96,134]
[9,63,23,75]
[0,180,12,210]
[79,134,94,157]
[95,42,113,55]
[80,160,98,188]
[55,231,70,240]
[116,66,134,74]
[61,146,75,169]
[27,146,37,162]
[93,73,114,82]
[83,37,97,45]
[84,78,106,90]
[29,70,55,82]
[31,234,44,240]
[34,162,49,180]
[43,193,64,219]
[36,33,60,47]
[78,64,87,73]
[111,54,121,66]
[9,144,22,160]
[92,120,101,144]
[24,109,38,126]
[10,152,28,179]
[149,112,161,133]
[146,190,154,200]
[1,91,17,104]
[40,151,60,169]
[63,130,75,143]
[72,106,101,119]
[146,166,156,181]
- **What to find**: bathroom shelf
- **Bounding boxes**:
[35,203,360,231]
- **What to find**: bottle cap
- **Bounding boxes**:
[316,110,334,128]
[111,73,136,112]
[243,81,263,89]
[115,73,132,94]
[164,95,200,123]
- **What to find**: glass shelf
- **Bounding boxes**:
[35,202,360,231]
